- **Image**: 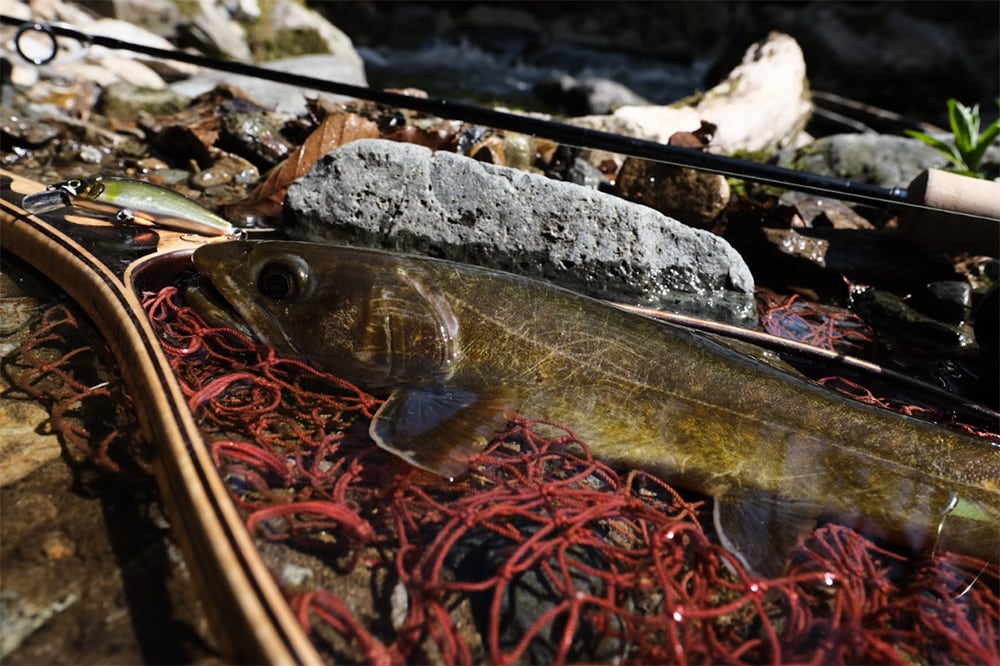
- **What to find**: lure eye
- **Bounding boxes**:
[257,255,310,302]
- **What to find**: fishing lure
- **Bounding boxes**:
[22,176,247,239]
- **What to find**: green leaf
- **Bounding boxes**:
[947,99,975,154]
[965,115,1000,173]
[906,129,967,169]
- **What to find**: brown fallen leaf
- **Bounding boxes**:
[223,111,380,225]
[668,120,718,150]
[150,85,260,167]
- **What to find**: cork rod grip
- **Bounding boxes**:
[900,168,1000,256]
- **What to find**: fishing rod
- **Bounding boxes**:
[4,16,1000,233]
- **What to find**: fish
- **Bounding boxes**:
[191,240,1000,576]
[22,176,246,238]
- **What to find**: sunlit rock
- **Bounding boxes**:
[285,139,757,325]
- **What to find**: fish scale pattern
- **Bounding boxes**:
[16,284,987,665]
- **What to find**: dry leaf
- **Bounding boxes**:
[225,112,380,224]
[150,85,257,167]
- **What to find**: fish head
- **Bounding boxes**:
[191,241,461,389]
[49,176,103,199]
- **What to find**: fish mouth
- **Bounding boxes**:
[189,243,301,357]
[182,276,254,339]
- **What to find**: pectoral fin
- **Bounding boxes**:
[370,384,514,481]
[713,489,821,578]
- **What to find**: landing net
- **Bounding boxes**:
[8,287,997,664]
[144,286,1000,664]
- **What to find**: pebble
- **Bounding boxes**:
[615,158,730,228]
[99,82,191,119]
[544,146,607,189]
[0,107,59,147]
[189,168,233,190]
[41,532,76,560]
[850,287,975,351]
[727,226,959,299]
[77,145,105,164]
[219,111,296,168]
[781,134,954,190]
[909,281,972,325]
[188,153,259,190]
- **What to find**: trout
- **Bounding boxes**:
[192,240,1000,575]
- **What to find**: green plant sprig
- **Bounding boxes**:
[906,98,1000,180]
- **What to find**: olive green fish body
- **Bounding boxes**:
[193,241,1000,575]
[51,176,242,238]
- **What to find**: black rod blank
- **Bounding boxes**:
[5,17,909,207]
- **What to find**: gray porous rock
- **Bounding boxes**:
[284,139,756,324]
[781,134,948,189]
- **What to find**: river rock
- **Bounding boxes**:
[573,32,811,154]
[615,159,730,228]
[850,287,975,352]
[285,139,756,325]
[782,134,950,190]
[248,0,366,66]
[99,82,190,118]
[171,54,368,114]
[98,0,182,37]
[727,226,959,299]
[535,75,652,115]
[909,281,972,325]
[180,0,253,62]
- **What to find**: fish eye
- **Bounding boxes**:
[256,255,310,301]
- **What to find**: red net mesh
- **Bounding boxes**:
[755,288,874,355]
[135,285,998,665]
[6,302,151,483]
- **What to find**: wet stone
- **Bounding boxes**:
[850,287,976,351]
[189,169,232,190]
[0,108,59,148]
[544,146,608,189]
[77,145,105,164]
[910,281,972,325]
[99,82,191,119]
[729,227,959,298]
[189,153,259,190]
[41,532,76,561]
[615,158,730,229]
[219,111,296,168]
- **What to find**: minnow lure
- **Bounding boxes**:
[22,176,246,239]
